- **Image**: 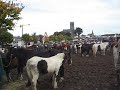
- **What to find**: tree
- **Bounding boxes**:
[0,1,23,33]
[0,31,13,46]
[38,35,44,42]
[22,34,30,46]
[49,35,55,41]
[31,33,37,43]
[64,32,71,37]
[64,35,72,41]
[75,27,83,40]
[49,31,72,42]
[0,1,24,47]
[49,34,70,42]
[54,32,59,36]
[57,34,64,42]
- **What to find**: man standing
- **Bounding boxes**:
[113,37,120,86]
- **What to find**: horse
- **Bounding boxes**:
[92,42,109,57]
[4,46,72,81]
[26,52,70,90]
[81,43,94,57]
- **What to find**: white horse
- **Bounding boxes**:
[92,42,109,57]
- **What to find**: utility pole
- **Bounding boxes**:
[20,24,30,37]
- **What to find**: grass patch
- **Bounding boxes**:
[2,80,25,90]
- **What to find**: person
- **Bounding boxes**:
[63,43,67,50]
[113,37,120,85]
[117,38,120,52]
[113,37,120,68]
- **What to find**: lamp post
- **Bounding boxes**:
[20,24,30,37]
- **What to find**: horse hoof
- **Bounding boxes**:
[26,82,31,87]
[59,77,64,82]
[82,54,84,57]
[86,55,89,57]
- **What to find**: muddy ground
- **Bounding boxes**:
[1,50,120,90]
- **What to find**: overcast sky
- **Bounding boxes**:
[8,0,120,36]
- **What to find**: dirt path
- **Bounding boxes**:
[1,51,120,90]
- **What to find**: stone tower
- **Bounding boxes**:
[70,22,75,39]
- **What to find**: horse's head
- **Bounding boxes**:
[7,47,17,59]
[5,47,19,68]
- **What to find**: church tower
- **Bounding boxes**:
[70,22,75,39]
[91,30,94,38]
[91,30,94,35]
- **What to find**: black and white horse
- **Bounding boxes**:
[26,52,70,90]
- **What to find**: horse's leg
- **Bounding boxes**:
[5,68,11,82]
[81,48,84,57]
[26,72,32,87]
[26,64,32,87]
[75,48,77,54]
[20,67,24,80]
[72,47,74,54]
[20,74,23,80]
[8,72,11,80]
[68,56,72,65]
[115,70,120,86]
[26,79,31,87]
[58,64,64,82]
[17,67,20,79]
[82,49,87,57]
[93,49,97,57]
[6,72,10,82]
[86,50,89,57]
[31,70,39,90]
[52,72,58,88]
[17,66,23,80]
[103,50,105,55]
